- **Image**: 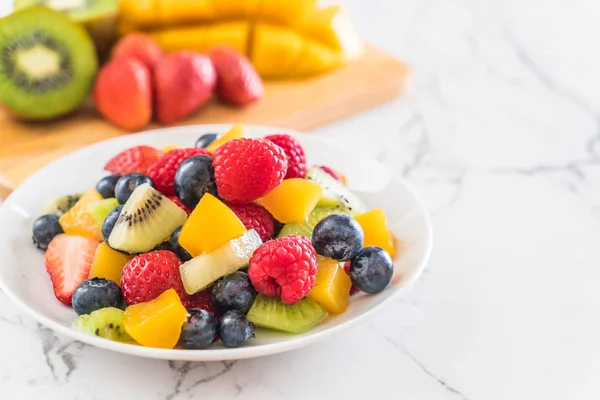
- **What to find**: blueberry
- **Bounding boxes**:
[102,205,123,242]
[32,214,63,251]
[212,272,256,314]
[115,173,154,204]
[174,155,218,209]
[195,133,218,148]
[95,174,121,199]
[349,246,393,293]
[72,278,126,316]
[179,309,218,349]
[218,310,255,348]
[169,226,192,261]
[312,214,364,261]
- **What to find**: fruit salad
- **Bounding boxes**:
[31,125,397,350]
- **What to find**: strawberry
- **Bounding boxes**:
[120,250,189,306]
[104,145,163,175]
[44,234,100,305]
[146,148,210,196]
[94,57,153,131]
[209,46,263,106]
[154,52,216,125]
[111,33,164,71]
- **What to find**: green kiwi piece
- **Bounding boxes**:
[305,167,367,215]
[13,0,119,53]
[72,307,134,343]
[278,205,349,238]
[0,7,98,119]
[87,197,119,227]
[40,193,82,216]
[247,294,328,334]
[108,184,188,254]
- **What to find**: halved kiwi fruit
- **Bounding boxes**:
[108,183,188,254]
[40,193,83,216]
[72,307,134,343]
[0,7,98,119]
[306,166,367,214]
[247,294,328,334]
[13,0,119,53]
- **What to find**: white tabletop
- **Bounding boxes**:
[2,0,600,399]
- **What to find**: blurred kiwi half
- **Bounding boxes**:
[0,7,98,119]
[13,0,119,53]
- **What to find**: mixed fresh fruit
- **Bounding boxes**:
[31,125,397,349]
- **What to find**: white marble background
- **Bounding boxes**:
[2,0,600,398]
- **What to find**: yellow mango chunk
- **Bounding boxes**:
[123,288,188,349]
[293,40,344,77]
[150,21,249,55]
[354,208,395,257]
[161,145,178,152]
[119,0,216,28]
[309,256,351,314]
[205,123,245,153]
[179,193,246,257]
[259,0,317,24]
[257,179,322,223]
[88,243,132,285]
[251,23,306,78]
[59,189,104,240]
[212,0,261,19]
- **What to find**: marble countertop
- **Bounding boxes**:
[2,0,600,398]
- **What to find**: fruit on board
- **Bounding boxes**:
[154,52,216,124]
[32,214,64,251]
[178,193,247,257]
[311,214,364,261]
[305,166,367,214]
[257,178,322,223]
[120,250,188,305]
[72,307,134,343]
[123,288,188,349]
[218,310,255,348]
[59,188,104,240]
[205,124,245,153]
[44,234,100,305]
[278,205,348,238]
[14,0,120,54]
[246,294,328,334]
[0,7,97,119]
[209,46,263,106]
[87,198,119,227]
[349,246,394,294]
[93,57,152,131]
[88,242,132,285]
[354,208,395,257]
[111,33,163,71]
[179,229,262,295]
[107,183,187,254]
[308,256,351,314]
[72,277,126,316]
[40,193,82,217]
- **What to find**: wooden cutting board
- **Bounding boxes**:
[0,45,408,199]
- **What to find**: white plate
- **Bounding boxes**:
[0,124,432,361]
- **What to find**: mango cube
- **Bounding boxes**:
[179,193,246,257]
[88,242,132,285]
[59,188,104,240]
[354,208,395,257]
[308,256,351,314]
[206,123,246,153]
[257,178,322,223]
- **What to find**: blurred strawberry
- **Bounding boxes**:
[209,46,263,106]
[111,33,164,71]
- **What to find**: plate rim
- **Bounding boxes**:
[0,123,433,361]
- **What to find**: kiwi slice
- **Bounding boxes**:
[13,0,119,53]
[247,294,328,334]
[40,193,82,216]
[72,307,134,343]
[108,183,187,254]
[87,197,119,227]
[306,166,367,215]
[0,7,98,119]
[278,205,349,238]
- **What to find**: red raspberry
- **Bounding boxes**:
[318,165,342,181]
[264,134,307,178]
[229,203,274,242]
[121,250,189,305]
[104,145,163,175]
[248,235,317,304]
[185,287,220,318]
[343,260,359,296]
[213,138,287,203]
[146,148,210,196]
[168,196,191,215]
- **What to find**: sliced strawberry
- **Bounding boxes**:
[44,234,100,305]
[104,145,163,175]
[209,46,263,106]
